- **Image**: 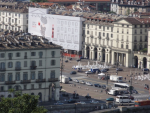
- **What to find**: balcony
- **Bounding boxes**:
[0,68,6,71]
[15,67,21,71]
[30,66,37,70]
[24,56,27,59]
[15,23,17,26]
[48,78,59,82]
[5,81,15,85]
[36,79,46,83]
[21,80,31,84]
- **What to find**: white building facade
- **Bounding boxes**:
[0,35,61,101]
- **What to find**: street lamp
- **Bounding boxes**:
[60,49,64,83]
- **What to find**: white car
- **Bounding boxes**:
[90,100,99,104]
[54,101,64,105]
[85,70,93,74]
[76,101,86,104]
[73,79,79,83]
[86,82,93,86]
[79,80,85,84]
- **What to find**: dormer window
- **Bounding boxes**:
[128,1,130,4]
[134,1,137,5]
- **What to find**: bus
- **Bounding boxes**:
[135,100,150,107]
[113,83,129,89]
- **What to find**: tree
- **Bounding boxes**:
[0,93,47,113]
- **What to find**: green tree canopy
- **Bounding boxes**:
[0,93,47,113]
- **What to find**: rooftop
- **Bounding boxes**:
[0,30,61,51]
[48,0,110,2]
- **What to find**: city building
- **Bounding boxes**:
[0,32,61,101]
[83,17,150,67]
[111,0,150,15]
[0,1,29,32]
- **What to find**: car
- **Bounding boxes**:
[86,82,93,86]
[75,101,86,104]
[68,99,76,103]
[68,77,72,81]
[116,68,123,71]
[62,93,69,97]
[85,70,93,74]
[123,91,129,94]
[142,68,149,71]
[128,96,134,100]
[94,84,101,88]
[79,80,85,84]
[54,101,64,105]
[106,97,114,101]
[104,68,109,71]
[65,60,68,62]
[70,71,77,74]
[69,58,72,60]
[102,85,106,89]
[76,59,81,62]
[144,71,148,74]
[100,69,107,73]
[90,100,99,104]
[73,79,79,83]
[85,95,91,99]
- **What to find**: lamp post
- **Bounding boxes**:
[60,49,64,83]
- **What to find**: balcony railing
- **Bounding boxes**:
[5,81,15,84]
[15,67,21,71]
[36,79,46,83]
[30,66,37,70]
[0,68,6,71]
[21,80,31,83]
[24,56,27,59]
[48,78,59,82]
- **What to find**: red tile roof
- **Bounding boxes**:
[31,2,57,6]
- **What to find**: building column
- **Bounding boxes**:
[126,53,129,67]
[108,52,110,63]
[54,87,60,101]
[119,53,121,63]
[111,51,114,65]
[92,50,95,60]
[124,54,126,66]
[84,48,87,58]
[105,53,108,63]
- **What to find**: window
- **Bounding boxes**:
[140,25,142,28]
[122,24,124,27]
[0,62,5,69]
[0,53,5,58]
[140,29,142,34]
[107,33,109,38]
[16,52,20,57]
[24,61,27,67]
[50,70,55,78]
[135,30,137,34]
[8,86,12,90]
[99,26,101,29]
[8,73,12,81]
[103,33,105,36]
[15,13,17,16]
[87,30,89,34]
[121,44,123,48]
[16,61,21,68]
[8,62,13,68]
[15,72,20,81]
[1,86,4,91]
[127,25,129,27]
[24,85,26,90]
[111,27,113,32]
[31,52,36,56]
[99,32,101,37]
[38,71,43,79]
[145,36,147,41]
[39,51,43,58]
[0,73,5,82]
[39,84,42,88]
[126,45,128,49]
[8,53,13,59]
[117,28,119,33]
[103,26,105,31]
[19,14,20,18]
[31,72,35,80]
[140,36,142,41]
[144,44,147,48]
[51,51,55,57]
[31,84,34,89]
[107,27,109,30]
[111,34,113,38]
[51,60,56,66]
[24,52,27,58]
[135,25,137,28]
[39,60,42,66]
[31,61,36,66]
[23,72,28,80]
[26,14,28,18]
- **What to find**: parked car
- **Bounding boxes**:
[100,69,107,73]
[62,93,69,97]
[144,84,149,90]
[94,84,101,88]
[106,97,114,101]
[69,77,72,81]
[86,82,93,86]
[68,99,76,103]
[142,68,149,71]
[73,79,79,83]
[69,58,72,60]
[75,101,86,104]
[70,71,76,74]
[128,96,134,100]
[85,95,91,99]
[90,100,99,104]
[102,85,106,89]
[76,59,81,62]
[104,68,109,71]
[54,101,64,105]
[116,68,123,71]
[65,60,68,62]
[79,80,85,84]
[85,70,93,74]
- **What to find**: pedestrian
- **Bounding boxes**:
[105,89,107,94]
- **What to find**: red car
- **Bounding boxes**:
[128,96,134,100]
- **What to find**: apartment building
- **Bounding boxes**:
[0,1,29,32]
[0,33,61,101]
[83,17,150,67]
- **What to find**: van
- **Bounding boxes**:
[116,96,131,103]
